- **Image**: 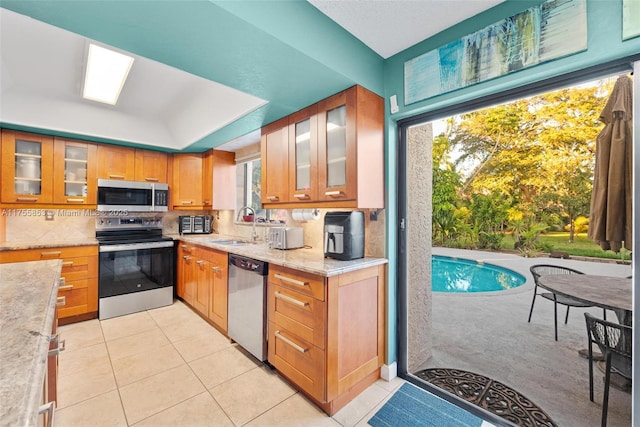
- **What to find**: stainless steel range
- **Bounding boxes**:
[96,216,175,320]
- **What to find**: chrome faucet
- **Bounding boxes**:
[237,206,258,241]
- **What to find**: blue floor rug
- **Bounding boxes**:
[368,383,489,427]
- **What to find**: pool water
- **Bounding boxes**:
[432,255,526,292]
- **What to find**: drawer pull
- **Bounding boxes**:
[41,251,62,257]
[56,296,66,307]
[62,261,74,267]
[266,195,280,201]
[274,291,309,307]
[66,198,84,203]
[203,200,211,205]
[183,255,192,261]
[58,284,73,291]
[58,277,66,286]
[212,266,221,272]
[325,190,344,197]
[274,273,308,287]
[293,193,310,200]
[275,331,308,353]
[196,260,205,266]
[38,401,55,427]
[16,197,38,202]
[181,245,192,252]
[109,174,125,179]
[181,200,194,205]
[145,177,159,182]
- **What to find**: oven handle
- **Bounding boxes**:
[99,241,175,253]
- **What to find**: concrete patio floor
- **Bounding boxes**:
[422,247,632,427]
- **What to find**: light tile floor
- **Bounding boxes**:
[55,300,405,427]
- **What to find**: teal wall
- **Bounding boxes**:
[382,0,640,365]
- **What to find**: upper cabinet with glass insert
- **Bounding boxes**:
[261,85,384,209]
[1,130,54,204]
[53,138,97,205]
[288,105,318,202]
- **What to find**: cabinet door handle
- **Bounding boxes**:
[275,331,308,353]
[181,245,192,252]
[181,200,194,205]
[274,291,309,307]
[293,193,310,200]
[109,174,125,179]
[62,261,74,267]
[41,251,62,257]
[56,296,66,307]
[325,190,344,197]
[266,195,280,201]
[58,284,73,291]
[196,260,205,266]
[274,273,308,287]
[38,401,55,427]
[145,177,159,182]
[211,266,221,272]
[66,198,85,203]
[16,197,38,202]
[183,255,192,260]
[203,200,211,205]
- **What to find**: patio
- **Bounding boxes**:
[422,247,632,426]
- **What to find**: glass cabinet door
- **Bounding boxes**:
[53,138,97,205]
[288,105,317,201]
[325,105,347,188]
[0,130,54,204]
[317,87,356,201]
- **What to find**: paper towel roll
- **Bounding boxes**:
[292,208,320,221]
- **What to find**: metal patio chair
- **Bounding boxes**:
[584,313,632,427]
[528,264,606,341]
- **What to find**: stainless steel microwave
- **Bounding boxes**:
[97,179,169,212]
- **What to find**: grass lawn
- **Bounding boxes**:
[504,232,631,261]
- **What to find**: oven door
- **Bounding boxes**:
[98,240,175,319]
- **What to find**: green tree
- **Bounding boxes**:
[432,135,464,244]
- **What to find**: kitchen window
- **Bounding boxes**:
[235,159,286,223]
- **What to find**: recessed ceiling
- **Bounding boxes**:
[0,1,504,153]
[0,8,267,152]
[308,0,505,59]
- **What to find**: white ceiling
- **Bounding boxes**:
[308,0,504,59]
[0,1,503,153]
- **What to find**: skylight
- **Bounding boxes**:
[83,43,134,105]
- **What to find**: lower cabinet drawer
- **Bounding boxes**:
[269,284,325,349]
[60,256,98,282]
[268,322,325,402]
[58,278,97,318]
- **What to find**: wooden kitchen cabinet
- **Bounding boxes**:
[206,249,228,333]
[177,242,229,333]
[268,263,386,415]
[261,85,384,209]
[260,117,290,205]
[134,149,168,183]
[177,243,197,305]
[53,137,97,205]
[0,245,99,324]
[202,149,235,210]
[172,153,204,209]
[288,105,318,202]
[1,129,55,204]
[97,145,135,180]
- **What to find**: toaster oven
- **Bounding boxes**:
[179,215,213,234]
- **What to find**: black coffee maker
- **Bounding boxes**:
[324,211,364,260]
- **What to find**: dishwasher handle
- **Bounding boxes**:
[228,254,268,276]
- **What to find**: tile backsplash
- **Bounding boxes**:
[3,207,386,259]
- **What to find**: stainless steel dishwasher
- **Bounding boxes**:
[227,254,269,361]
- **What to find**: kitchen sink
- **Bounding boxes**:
[204,238,254,246]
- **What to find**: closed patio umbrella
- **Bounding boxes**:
[588,75,633,253]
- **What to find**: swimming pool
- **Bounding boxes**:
[432,255,526,292]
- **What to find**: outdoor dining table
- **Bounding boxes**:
[537,274,632,326]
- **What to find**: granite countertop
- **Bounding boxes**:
[0,239,98,251]
[0,260,61,427]
[175,234,387,277]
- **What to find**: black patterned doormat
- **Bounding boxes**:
[414,368,556,427]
